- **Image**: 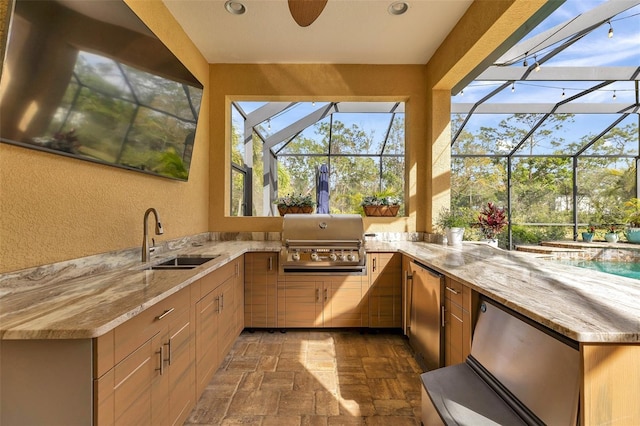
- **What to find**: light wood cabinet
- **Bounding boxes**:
[244,252,278,328]
[277,274,367,328]
[368,252,402,328]
[95,285,193,426]
[166,305,194,425]
[277,279,323,327]
[95,257,243,426]
[443,276,475,367]
[194,260,239,397]
[194,284,220,397]
[327,276,368,327]
[235,258,245,336]
[402,255,412,336]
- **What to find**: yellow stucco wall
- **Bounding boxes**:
[208,64,427,235]
[0,0,210,273]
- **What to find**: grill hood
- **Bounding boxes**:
[280,214,366,274]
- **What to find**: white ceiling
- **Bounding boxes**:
[162,0,473,64]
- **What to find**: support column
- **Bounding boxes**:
[429,90,452,232]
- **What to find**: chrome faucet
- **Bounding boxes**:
[142,208,164,262]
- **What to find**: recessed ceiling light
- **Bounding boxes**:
[388,1,409,15]
[225,1,246,15]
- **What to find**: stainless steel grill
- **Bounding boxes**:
[280,214,366,274]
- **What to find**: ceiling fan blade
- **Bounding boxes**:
[288,0,328,27]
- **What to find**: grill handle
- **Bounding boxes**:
[284,239,362,248]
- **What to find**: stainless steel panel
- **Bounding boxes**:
[280,214,365,273]
[281,214,364,242]
[409,261,443,371]
[472,299,580,426]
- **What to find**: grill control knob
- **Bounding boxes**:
[347,253,356,261]
[329,253,337,261]
[310,252,319,261]
[291,252,300,261]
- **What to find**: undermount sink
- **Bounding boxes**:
[145,255,220,270]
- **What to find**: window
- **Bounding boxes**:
[230,101,405,216]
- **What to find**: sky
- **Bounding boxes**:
[454,0,640,151]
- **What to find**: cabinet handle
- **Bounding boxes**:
[157,345,164,375]
[324,288,328,301]
[268,256,273,271]
[221,293,224,310]
[441,306,446,328]
[445,286,460,295]
[215,296,220,313]
[403,270,411,333]
[156,307,174,321]
[167,339,173,365]
[315,288,320,302]
[235,262,239,276]
[372,257,377,272]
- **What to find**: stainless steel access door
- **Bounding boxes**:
[409,260,444,371]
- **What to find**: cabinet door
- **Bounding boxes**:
[443,277,475,366]
[235,257,245,336]
[326,276,365,328]
[244,253,278,328]
[195,289,220,396]
[402,255,412,336]
[99,332,164,426]
[277,280,323,327]
[368,253,401,328]
[218,275,236,359]
[167,305,195,426]
[151,332,170,426]
[444,298,464,366]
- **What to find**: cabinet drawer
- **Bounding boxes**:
[114,287,189,365]
[462,285,473,313]
[446,299,464,350]
[200,261,236,297]
[444,277,463,307]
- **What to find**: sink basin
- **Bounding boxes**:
[144,255,220,271]
[157,255,220,267]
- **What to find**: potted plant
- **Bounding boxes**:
[624,198,640,243]
[605,225,619,243]
[361,191,401,217]
[436,207,468,246]
[474,202,508,247]
[581,225,596,243]
[274,193,315,216]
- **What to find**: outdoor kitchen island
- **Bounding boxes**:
[1,239,639,425]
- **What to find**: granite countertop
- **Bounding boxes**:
[387,241,640,344]
[0,241,280,340]
[1,239,639,343]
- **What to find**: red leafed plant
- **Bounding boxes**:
[476,202,508,239]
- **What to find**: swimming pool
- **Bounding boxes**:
[557,259,640,280]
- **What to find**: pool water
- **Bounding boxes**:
[557,259,640,280]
